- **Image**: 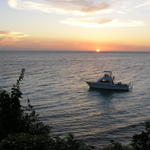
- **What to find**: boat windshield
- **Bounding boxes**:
[97,71,114,84]
[104,71,112,77]
[100,79,111,83]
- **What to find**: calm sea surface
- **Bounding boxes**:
[0,51,150,146]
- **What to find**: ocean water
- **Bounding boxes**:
[0,51,150,147]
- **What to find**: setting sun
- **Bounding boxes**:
[96,49,101,52]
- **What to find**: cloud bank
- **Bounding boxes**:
[135,0,150,8]
[0,30,29,45]
[61,18,145,28]
[7,0,149,27]
[8,0,113,14]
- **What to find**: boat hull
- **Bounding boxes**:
[86,81,130,92]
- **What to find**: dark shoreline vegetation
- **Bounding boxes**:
[0,69,150,150]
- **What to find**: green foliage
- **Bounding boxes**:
[0,69,25,140]
[0,133,50,150]
[101,141,131,150]
[0,133,94,150]
[20,99,50,136]
[0,69,50,140]
[131,122,150,150]
[58,133,93,150]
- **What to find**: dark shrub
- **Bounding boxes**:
[101,141,131,150]
[131,122,150,150]
[0,133,50,150]
[0,69,50,140]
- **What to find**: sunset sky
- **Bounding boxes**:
[0,0,150,51]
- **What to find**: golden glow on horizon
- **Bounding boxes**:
[96,49,101,52]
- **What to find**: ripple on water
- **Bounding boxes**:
[0,51,150,146]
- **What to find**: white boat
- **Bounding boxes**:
[86,71,131,91]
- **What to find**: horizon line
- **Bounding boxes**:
[0,50,150,53]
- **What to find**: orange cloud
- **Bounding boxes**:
[0,30,29,47]
[7,0,150,14]
[7,0,111,14]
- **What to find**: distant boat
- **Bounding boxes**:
[86,71,131,92]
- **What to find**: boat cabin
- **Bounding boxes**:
[97,71,114,84]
